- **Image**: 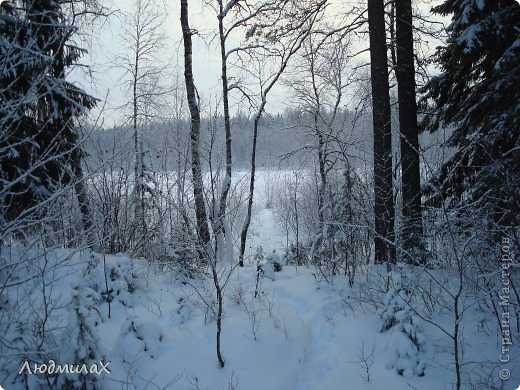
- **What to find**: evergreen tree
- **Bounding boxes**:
[368,0,396,264]
[421,0,520,230]
[62,284,104,389]
[0,0,96,228]
[395,0,424,261]
[380,268,426,377]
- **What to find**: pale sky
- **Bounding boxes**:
[79,0,270,127]
[77,0,445,128]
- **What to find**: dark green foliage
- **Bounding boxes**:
[0,0,96,224]
[420,0,520,227]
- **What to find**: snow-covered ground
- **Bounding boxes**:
[247,208,286,253]
[89,216,515,389]
[1,198,518,389]
[94,259,445,389]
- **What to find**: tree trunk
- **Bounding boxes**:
[368,0,396,264]
[71,154,97,250]
[239,113,261,267]
[395,0,423,261]
[210,0,233,259]
[316,112,326,227]
[180,0,210,246]
[236,1,322,266]
[133,50,143,249]
[217,1,232,222]
[211,263,225,367]
[54,28,97,251]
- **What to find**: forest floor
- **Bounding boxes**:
[86,208,516,390]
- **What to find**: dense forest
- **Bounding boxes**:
[0,0,518,389]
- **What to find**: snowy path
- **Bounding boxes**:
[273,274,343,389]
[247,208,287,256]
[92,207,470,390]
[242,208,374,388]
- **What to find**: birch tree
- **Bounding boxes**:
[118,0,167,254]
[180,0,211,247]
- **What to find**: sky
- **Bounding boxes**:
[78,0,278,127]
[76,0,446,128]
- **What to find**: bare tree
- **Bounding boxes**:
[180,0,211,247]
[237,0,327,266]
[287,33,353,227]
[215,0,235,227]
[118,0,168,254]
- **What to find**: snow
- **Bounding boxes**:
[248,208,286,254]
[1,256,509,388]
[0,185,517,389]
[458,23,482,52]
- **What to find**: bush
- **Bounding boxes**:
[380,267,426,377]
